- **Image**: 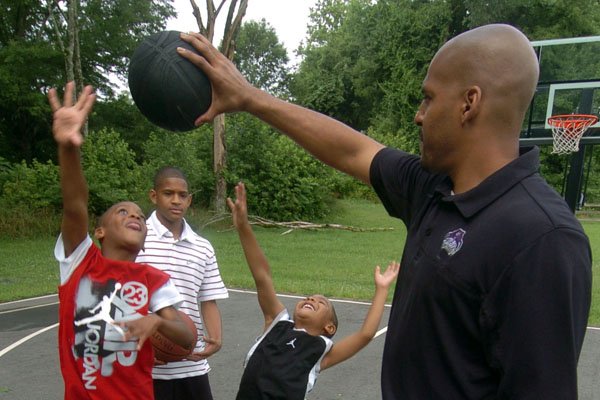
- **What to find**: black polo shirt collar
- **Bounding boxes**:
[436,146,540,218]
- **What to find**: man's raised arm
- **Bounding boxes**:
[178,32,385,185]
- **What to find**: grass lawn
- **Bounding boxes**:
[1,199,599,326]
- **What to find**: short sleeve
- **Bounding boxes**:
[54,234,93,284]
[369,147,444,225]
[150,279,184,312]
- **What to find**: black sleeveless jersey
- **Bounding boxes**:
[236,311,332,400]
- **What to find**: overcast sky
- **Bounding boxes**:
[166,0,317,64]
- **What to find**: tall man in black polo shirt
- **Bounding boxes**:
[178,24,592,399]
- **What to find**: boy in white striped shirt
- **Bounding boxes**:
[137,167,229,400]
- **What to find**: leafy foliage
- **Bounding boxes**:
[4,0,600,236]
[81,128,145,215]
[234,19,291,97]
[0,0,175,163]
[226,114,333,220]
[141,127,215,209]
[0,40,63,163]
[293,0,450,138]
[0,159,60,210]
[89,94,163,161]
[53,0,176,96]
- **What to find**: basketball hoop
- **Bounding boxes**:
[547,114,599,154]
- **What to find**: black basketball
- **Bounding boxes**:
[128,30,212,132]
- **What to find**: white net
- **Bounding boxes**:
[548,114,598,155]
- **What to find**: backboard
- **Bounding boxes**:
[520,36,600,146]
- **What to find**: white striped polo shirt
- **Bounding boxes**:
[136,211,229,380]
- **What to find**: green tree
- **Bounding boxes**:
[48,0,176,96]
[0,0,174,163]
[186,0,248,213]
[141,127,215,209]
[293,0,450,150]
[89,94,163,161]
[293,0,600,160]
[234,19,291,98]
[226,113,333,220]
[81,128,145,215]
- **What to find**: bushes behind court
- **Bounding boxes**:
[3,110,595,239]
[0,117,369,239]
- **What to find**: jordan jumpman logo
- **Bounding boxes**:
[74,282,125,337]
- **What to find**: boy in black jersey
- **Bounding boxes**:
[227,182,399,400]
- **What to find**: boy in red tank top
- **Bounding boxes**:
[48,82,195,400]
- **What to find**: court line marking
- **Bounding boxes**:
[0,323,59,358]
[229,288,392,307]
[230,289,393,338]
[0,302,59,315]
[1,291,598,359]
[1,294,57,306]
[230,289,392,339]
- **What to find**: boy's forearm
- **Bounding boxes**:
[200,300,222,344]
[58,144,89,254]
[319,286,390,371]
[155,314,195,349]
[236,223,272,283]
[360,287,389,338]
[58,144,88,211]
[235,220,285,322]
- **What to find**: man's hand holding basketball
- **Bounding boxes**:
[177,32,260,126]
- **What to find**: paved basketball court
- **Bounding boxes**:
[1,291,599,399]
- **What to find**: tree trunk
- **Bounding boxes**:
[66,0,76,84]
[191,0,247,212]
[66,0,87,134]
[213,114,227,212]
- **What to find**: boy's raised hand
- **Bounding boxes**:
[48,81,96,147]
[374,261,400,290]
[226,182,249,229]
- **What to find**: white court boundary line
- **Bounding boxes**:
[1,294,57,306]
[229,289,392,338]
[2,290,598,358]
[0,302,59,315]
[0,323,58,358]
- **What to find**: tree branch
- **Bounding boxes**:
[190,0,206,36]
[200,213,395,233]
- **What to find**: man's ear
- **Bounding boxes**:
[461,86,482,123]
[149,189,158,205]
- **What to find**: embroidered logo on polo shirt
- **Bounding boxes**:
[441,228,466,256]
[286,338,297,349]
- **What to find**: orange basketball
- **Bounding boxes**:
[150,310,198,362]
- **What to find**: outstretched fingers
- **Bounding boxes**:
[75,85,96,114]
[48,82,96,116]
[177,33,220,123]
[47,88,60,113]
[62,81,75,108]
[385,261,401,277]
[375,261,400,288]
[228,182,249,228]
[235,181,247,205]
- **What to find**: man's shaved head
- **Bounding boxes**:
[432,24,539,131]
